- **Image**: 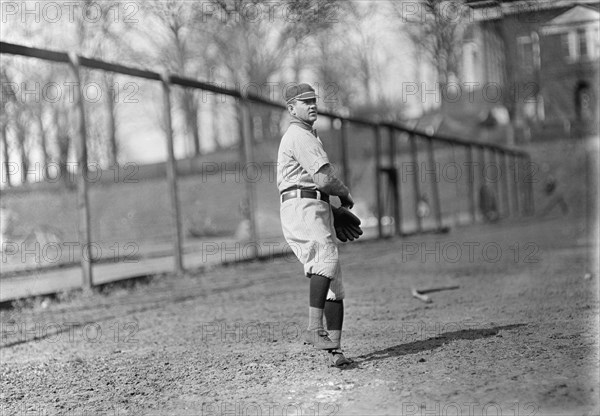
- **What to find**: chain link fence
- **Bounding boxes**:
[0,41,533,298]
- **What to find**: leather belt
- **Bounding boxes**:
[280,188,330,204]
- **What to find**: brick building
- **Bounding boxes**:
[463,0,600,141]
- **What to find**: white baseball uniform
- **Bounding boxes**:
[277,120,344,301]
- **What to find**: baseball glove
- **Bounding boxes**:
[333,207,363,242]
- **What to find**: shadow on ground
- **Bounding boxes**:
[356,323,528,364]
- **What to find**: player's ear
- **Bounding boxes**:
[287,102,296,115]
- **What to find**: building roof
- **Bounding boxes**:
[545,4,600,25]
[541,5,600,33]
[466,0,597,7]
[466,0,600,20]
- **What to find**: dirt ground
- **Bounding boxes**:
[1,213,598,416]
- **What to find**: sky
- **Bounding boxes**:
[0,1,433,173]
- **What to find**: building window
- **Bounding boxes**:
[561,27,599,62]
[560,33,571,60]
[517,36,533,73]
[578,28,588,58]
[591,27,599,58]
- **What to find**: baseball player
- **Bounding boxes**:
[277,83,358,367]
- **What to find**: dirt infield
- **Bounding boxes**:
[1,214,598,416]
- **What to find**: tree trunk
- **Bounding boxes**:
[292,48,303,82]
[58,136,73,189]
[183,90,200,156]
[107,97,117,164]
[211,94,221,150]
[0,123,10,187]
[437,57,447,111]
[104,73,118,165]
[36,110,50,180]
[363,74,371,106]
[54,108,72,188]
[17,128,28,184]
[206,67,222,151]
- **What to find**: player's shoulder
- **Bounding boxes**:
[282,124,306,143]
[284,123,306,135]
[285,124,318,140]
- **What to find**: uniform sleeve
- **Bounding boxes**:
[293,133,330,177]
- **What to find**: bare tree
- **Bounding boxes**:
[91,0,343,153]
[0,57,45,186]
[10,105,33,184]
[32,102,50,179]
[126,0,215,157]
[306,1,404,120]
[1,0,132,186]
[1,21,50,185]
[347,2,380,106]
[204,0,342,141]
[1,68,16,187]
[392,0,468,109]
[309,28,354,112]
[73,0,133,165]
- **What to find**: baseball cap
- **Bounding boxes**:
[284,83,318,103]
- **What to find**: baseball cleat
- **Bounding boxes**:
[327,350,354,368]
[303,329,340,350]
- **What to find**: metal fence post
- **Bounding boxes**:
[340,120,350,187]
[427,138,442,230]
[409,134,422,232]
[519,156,528,216]
[388,127,402,236]
[525,154,535,215]
[160,73,184,274]
[513,154,521,216]
[479,145,486,188]
[68,52,93,290]
[478,145,486,221]
[517,156,525,216]
[374,124,383,239]
[501,151,511,218]
[492,148,501,215]
[239,100,258,258]
[467,145,476,223]
[450,143,462,224]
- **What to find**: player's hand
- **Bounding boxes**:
[340,193,354,209]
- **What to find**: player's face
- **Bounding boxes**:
[291,98,318,124]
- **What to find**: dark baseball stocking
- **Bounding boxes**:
[308,274,331,330]
[325,299,344,345]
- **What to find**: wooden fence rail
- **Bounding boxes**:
[0,41,533,291]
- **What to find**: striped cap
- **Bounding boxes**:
[284,83,318,103]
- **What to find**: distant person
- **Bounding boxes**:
[417,194,430,219]
[540,173,568,216]
[479,184,499,222]
[234,199,252,241]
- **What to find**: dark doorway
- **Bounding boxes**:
[574,80,594,121]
